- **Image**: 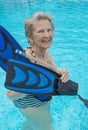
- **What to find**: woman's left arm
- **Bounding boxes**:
[47,50,69,83]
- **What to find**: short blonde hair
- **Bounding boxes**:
[24,12,54,39]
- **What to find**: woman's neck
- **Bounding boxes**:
[31,45,46,58]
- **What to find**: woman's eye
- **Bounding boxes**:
[47,29,52,32]
[37,28,52,33]
[38,30,44,33]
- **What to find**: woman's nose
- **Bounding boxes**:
[44,31,49,37]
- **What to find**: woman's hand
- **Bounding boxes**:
[60,69,69,83]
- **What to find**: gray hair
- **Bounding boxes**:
[24,12,54,39]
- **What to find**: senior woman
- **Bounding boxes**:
[7,12,69,130]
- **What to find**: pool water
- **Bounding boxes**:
[0,0,88,130]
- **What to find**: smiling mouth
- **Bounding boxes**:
[41,38,51,43]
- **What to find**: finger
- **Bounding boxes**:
[61,72,69,82]
[61,75,69,82]
[61,76,69,83]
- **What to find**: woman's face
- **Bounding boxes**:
[29,19,53,49]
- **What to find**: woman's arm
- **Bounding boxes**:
[47,50,69,83]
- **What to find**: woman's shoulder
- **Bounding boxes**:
[46,49,56,66]
[46,49,52,57]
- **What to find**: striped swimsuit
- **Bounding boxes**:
[13,94,51,109]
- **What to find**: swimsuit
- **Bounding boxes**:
[13,94,51,109]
